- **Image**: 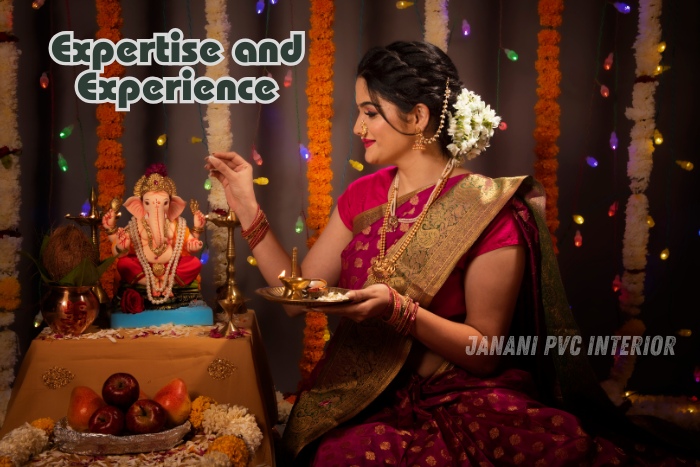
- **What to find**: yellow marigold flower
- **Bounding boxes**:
[0,457,14,467]
[189,395,216,431]
[30,417,55,437]
[208,435,249,467]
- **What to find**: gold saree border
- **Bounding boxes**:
[282,175,528,459]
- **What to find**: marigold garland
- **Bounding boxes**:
[0,0,21,429]
[534,0,563,253]
[300,0,335,386]
[95,0,125,298]
[603,0,663,401]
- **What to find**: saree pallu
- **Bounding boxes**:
[282,172,692,465]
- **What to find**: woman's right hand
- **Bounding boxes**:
[205,152,258,225]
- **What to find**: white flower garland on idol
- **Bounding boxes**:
[0,0,21,429]
[424,0,449,53]
[603,0,663,401]
[128,217,186,305]
[204,0,234,286]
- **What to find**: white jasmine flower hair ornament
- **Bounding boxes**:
[447,88,501,162]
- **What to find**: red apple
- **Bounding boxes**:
[102,373,140,410]
[125,399,166,434]
[88,405,125,435]
[153,378,192,427]
[67,386,106,432]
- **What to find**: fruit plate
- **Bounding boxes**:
[54,418,191,455]
[255,286,352,306]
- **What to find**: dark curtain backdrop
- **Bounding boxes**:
[11,0,699,395]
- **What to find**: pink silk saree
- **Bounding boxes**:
[282,168,692,466]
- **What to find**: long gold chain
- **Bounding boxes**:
[141,218,169,257]
[370,166,452,283]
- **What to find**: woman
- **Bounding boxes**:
[207,41,689,466]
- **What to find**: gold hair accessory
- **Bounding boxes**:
[414,79,451,149]
[360,120,368,139]
[133,173,177,198]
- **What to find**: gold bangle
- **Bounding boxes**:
[191,226,204,234]
[104,226,118,235]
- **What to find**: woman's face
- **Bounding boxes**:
[353,77,415,166]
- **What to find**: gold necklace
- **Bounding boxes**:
[141,218,169,257]
[370,162,454,283]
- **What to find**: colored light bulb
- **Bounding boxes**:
[608,201,618,217]
[586,156,599,168]
[57,153,68,172]
[695,366,700,383]
[660,248,669,260]
[256,0,265,14]
[349,160,364,171]
[609,131,618,150]
[613,2,631,14]
[32,0,45,9]
[295,216,304,234]
[247,256,258,266]
[270,0,278,4]
[657,42,666,53]
[462,19,471,37]
[252,147,263,165]
[396,1,414,9]
[574,230,583,247]
[284,69,293,88]
[676,160,694,171]
[646,216,655,228]
[498,121,508,131]
[600,84,610,98]
[603,52,614,71]
[323,329,331,341]
[33,311,43,328]
[80,199,90,217]
[253,177,269,185]
[191,136,202,143]
[612,274,621,292]
[504,49,519,61]
[157,134,167,146]
[39,72,49,89]
[299,144,310,160]
[653,129,663,145]
[204,178,212,190]
[677,329,692,337]
[59,124,74,139]
[573,214,584,225]
[200,249,209,264]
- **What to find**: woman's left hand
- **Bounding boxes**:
[312,284,392,323]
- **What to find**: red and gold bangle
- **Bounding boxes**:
[384,288,402,326]
[247,218,270,250]
[241,205,265,237]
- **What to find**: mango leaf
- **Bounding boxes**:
[20,250,53,284]
[58,256,117,286]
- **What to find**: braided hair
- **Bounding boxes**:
[357,41,463,156]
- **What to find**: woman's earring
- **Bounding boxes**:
[360,120,368,138]
[412,129,426,151]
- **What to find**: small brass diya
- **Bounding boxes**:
[278,247,326,300]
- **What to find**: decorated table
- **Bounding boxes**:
[0,311,277,466]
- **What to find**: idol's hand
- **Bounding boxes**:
[187,237,204,253]
[114,228,131,256]
[314,284,393,323]
[102,208,117,232]
[205,152,258,224]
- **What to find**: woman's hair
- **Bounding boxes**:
[357,41,464,156]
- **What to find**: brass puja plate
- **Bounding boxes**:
[54,418,191,455]
[256,286,353,306]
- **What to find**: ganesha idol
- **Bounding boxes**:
[101,164,213,327]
